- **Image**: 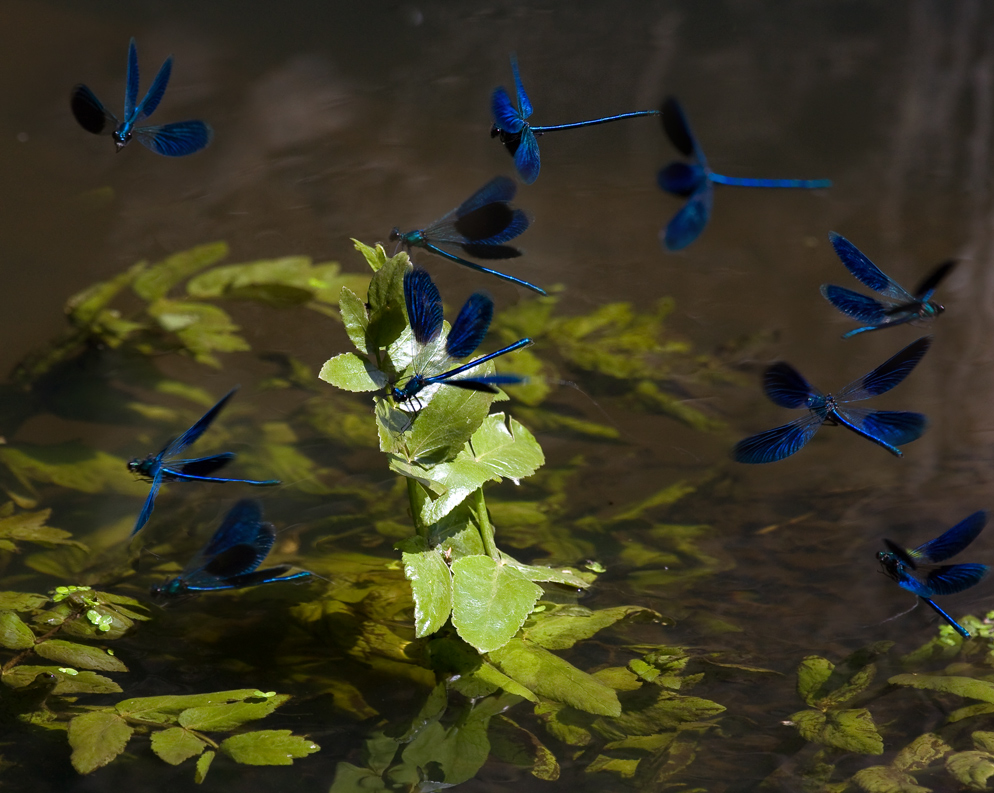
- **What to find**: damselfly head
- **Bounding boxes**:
[389,227,402,242]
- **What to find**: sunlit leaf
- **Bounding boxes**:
[115,689,268,719]
[365,252,410,352]
[219,729,320,765]
[791,707,883,754]
[889,674,994,704]
[585,754,639,777]
[177,695,289,731]
[500,555,591,589]
[400,540,452,638]
[894,733,953,771]
[797,656,834,707]
[523,606,657,650]
[0,444,144,496]
[488,715,560,781]
[195,750,215,783]
[946,751,994,790]
[3,664,121,695]
[352,239,390,273]
[451,556,541,653]
[151,726,207,765]
[851,766,929,793]
[68,711,134,774]
[133,242,229,302]
[320,353,387,393]
[0,592,47,611]
[489,638,621,717]
[340,286,370,353]
[400,718,489,786]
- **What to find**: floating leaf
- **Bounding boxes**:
[35,639,127,672]
[0,611,35,649]
[147,299,250,367]
[489,638,621,716]
[195,750,215,783]
[946,751,994,790]
[523,606,657,650]
[791,707,883,754]
[219,730,320,765]
[451,556,541,653]
[797,656,834,707]
[151,727,207,765]
[0,509,87,549]
[177,695,289,731]
[489,715,560,781]
[116,690,273,719]
[851,766,929,793]
[400,718,489,786]
[889,674,994,704]
[3,665,121,695]
[68,711,134,774]
[585,754,639,777]
[895,733,952,771]
[598,689,724,736]
[0,592,47,611]
[319,353,387,392]
[401,541,453,638]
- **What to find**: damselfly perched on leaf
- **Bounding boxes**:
[128,388,279,536]
[734,336,931,464]
[389,267,532,408]
[70,37,212,156]
[878,511,989,638]
[390,176,544,295]
[490,53,660,185]
[658,97,830,251]
[151,499,311,596]
[821,232,956,338]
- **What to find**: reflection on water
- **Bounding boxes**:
[5,0,994,790]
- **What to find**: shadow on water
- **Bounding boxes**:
[4,1,994,791]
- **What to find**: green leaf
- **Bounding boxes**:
[66,262,145,326]
[791,707,883,754]
[0,444,145,496]
[488,715,560,781]
[220,730,320,765]
[597,689,724,736]
[461,661,539,702]
[68,711,134,774]
[340,287,369,353]
[895,733,952,771]
[975,732,994,754]
[352,239,390,272]
[195,750,215,784]
[395,385,496,469]
[451,556,541,652]
[3,665,121,695]
[132,242,229,302]
[850,766,928,793]
[585,754,639,777]
[329,761,388,793]
[365,253,410,351]
[319,353,387,392]
[147,299,250,367]
[797,656,834,707]
[489,638,621,716]
[946,751,994,790]
[889,674,994,703]
[151,727,207,765]
[400,718,490,786]
[523,606,656,650]
[819,663,877,708]
[0,592,47,611]
[116,689,269,719]
[35,639,127,672]
[178,695,289,731]
[401,541,453,637]
[0,611,34,649]
[0,509,87,549]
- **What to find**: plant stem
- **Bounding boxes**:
[407,477,427,541]
[472,488,499,560]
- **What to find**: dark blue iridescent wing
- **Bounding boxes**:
[173,453,236,478]
[454,176,517,216]
[763,362,817,408]
[657,162,706,197]
[514,129,541,185]
[661,97,699,159]
[163,388,238,459]
[124,38,140,123]
[820,285,889,323]
[134,120,213,156]
[446,373,525,391]
[446,293,493,360]
[137,55,172,120]
[130,475,162,537]
[913,511,987,564]
[829,232,914,302]
[916,564,990,597]
[492,87,525,134]
[832,408,928,448]
[404,268,443,345]
[662,181,713,251]
[510,53,533,119]
[913,260,956,301]
[70,84,118,134]
[733,414,824,464]
[201,499,272,562]
[836,336,932,401]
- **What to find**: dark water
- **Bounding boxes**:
[3,0,994,790]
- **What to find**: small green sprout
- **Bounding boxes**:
[58,668,78,676]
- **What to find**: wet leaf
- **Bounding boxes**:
[35,639,127,672]
[585,754,639,777]
[0,592,47,611]
[500,556,591,589]
[889,674,994,703]
[320,353,387,392]
[195,750,215,783]
[895,733,952,771]
[797,656,834,707]
[400,718,489,786]
[489,638,621,716]
[851,766,929,793]
[946,751,994,790]
[401,541,452,637]
[220,730,320,765]
[534,701,593,746]
[489,715,560,781]
[68,711,134,774]
[460,661,538,702]
[523,605,657,650]
[177,695,289,731]
[340,286,369,353]
[151,727,207,765]
[133,242,229,302]
[598,690,724,736]
[451,556,541,653]
[791,707,883,754]
[115,689,268,719]
[819,663,877,708]
[0,611,34,649]
[3,665,121,695]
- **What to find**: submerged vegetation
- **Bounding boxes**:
[0,239,988,792]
